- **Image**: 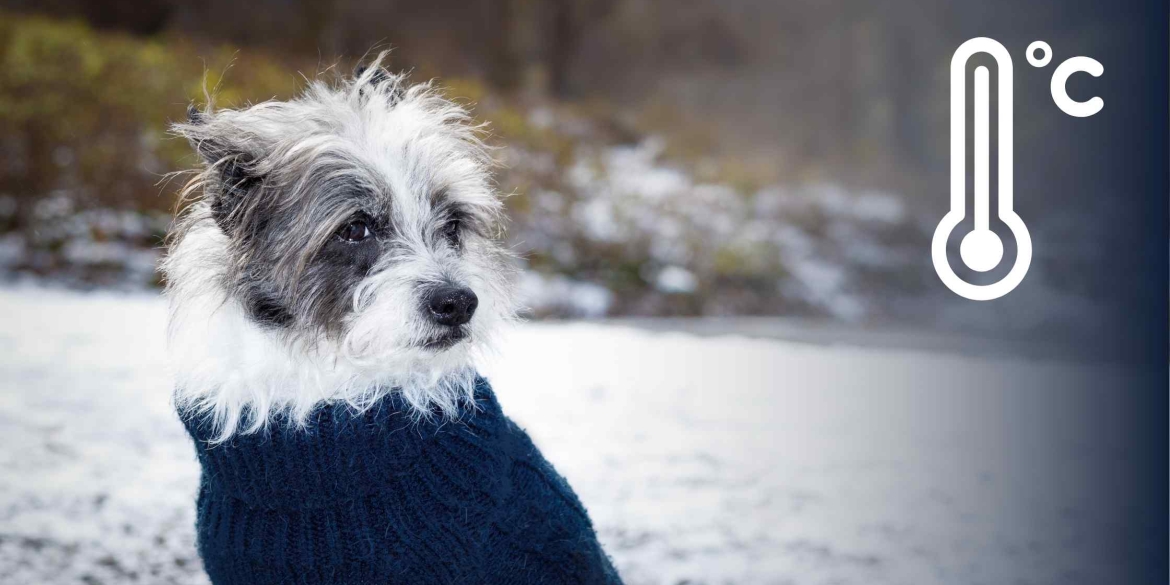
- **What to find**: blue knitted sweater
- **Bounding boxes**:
[179,377,622,585]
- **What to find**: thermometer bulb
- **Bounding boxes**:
[960,230,1004,272]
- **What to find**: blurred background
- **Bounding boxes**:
[0,2,1164,585]
[0,0,1141,344]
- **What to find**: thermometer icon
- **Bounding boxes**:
[932,37,1032,301]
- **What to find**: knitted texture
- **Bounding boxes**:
[179,377,622,585]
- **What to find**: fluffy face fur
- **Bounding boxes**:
[163,59,516,441]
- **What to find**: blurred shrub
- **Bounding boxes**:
[0,12,301,284]
[0,12,300,217]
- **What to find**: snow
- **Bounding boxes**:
[0,287,1138,584]
[547,139,927,319]
[516,272,615,318]
[654,265,698,294]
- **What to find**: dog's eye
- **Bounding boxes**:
[337,220,372,243]
[441,216,461,245]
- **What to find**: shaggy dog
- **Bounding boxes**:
[163,56,621,584]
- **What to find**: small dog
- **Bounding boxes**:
[163,56,621,584]
[165,59,516,441]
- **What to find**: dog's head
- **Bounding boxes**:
[164,58,515,438]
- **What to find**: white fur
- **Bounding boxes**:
[164,62,515,442]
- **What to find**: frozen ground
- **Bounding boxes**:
[0,287,1145,584]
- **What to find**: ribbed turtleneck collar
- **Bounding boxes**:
[179,377,505,511]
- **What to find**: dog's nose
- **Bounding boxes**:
[426,285,478,327]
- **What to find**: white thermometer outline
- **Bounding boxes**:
[932,37,1032,301]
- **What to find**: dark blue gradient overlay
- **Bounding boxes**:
[939,0,1166,582]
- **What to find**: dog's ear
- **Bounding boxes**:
[354,64,404,104]
[186,104,206,126]
[207,152,262,234]
[178,106,264,233]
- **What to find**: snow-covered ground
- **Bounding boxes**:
[0,288,1142,584]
